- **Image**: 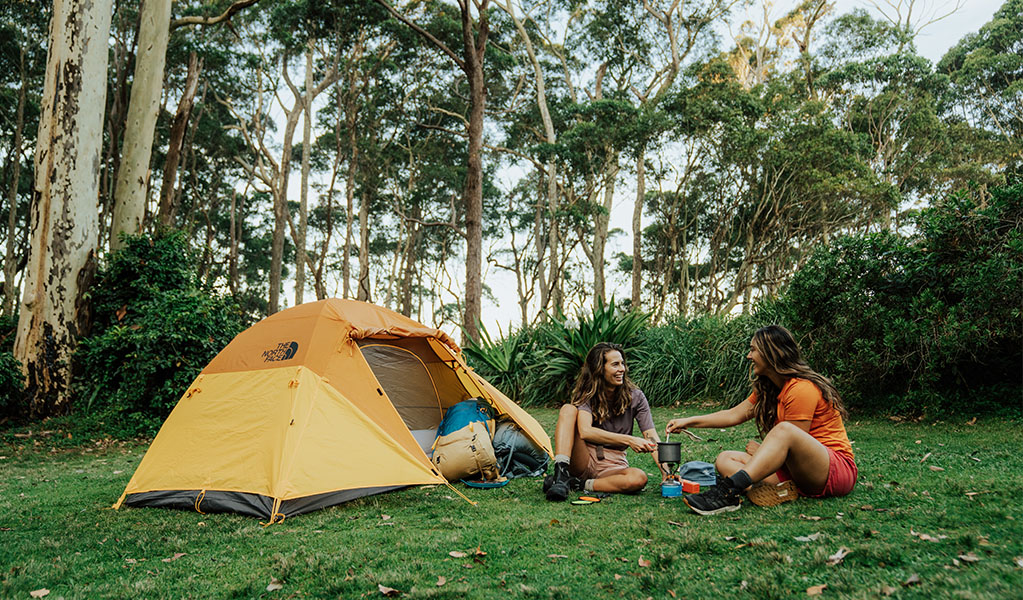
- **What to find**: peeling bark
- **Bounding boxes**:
[15,0,112,416]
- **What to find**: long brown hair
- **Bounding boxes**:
[750,325,847,437]
[570,342,636,423]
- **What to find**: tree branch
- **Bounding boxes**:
[171,0,261,31]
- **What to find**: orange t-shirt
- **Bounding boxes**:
[746,378,853,460]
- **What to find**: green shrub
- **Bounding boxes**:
[74,232,247,437]
[778,181,1023,415]
[0,313,25,418]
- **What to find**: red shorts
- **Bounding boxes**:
[776,447,857,498]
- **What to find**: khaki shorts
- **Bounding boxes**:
[581,444,630,479]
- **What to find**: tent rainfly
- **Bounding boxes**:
[113,299,552,522]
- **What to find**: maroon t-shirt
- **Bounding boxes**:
[578,387,655,443]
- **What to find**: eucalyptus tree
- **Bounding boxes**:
[818,10,952,227]
[110,0,260,250]
[0,2,48,317]
[374,0,494,341]
[15,0,113,416]
[938,0,1022,182]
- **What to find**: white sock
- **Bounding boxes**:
[554,454,570,464]
[584,479,595,492]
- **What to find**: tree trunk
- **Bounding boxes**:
[357,183,371,302]
[157,51,201,227]
[229,190,239,295]
[591,157,617,308]
[3,45,27,317]
[110,0,172,249]
[631,151,645,310]
[459,0,489,343]
[499,0,554,315]
[15,0,112,416]
[295,42,313,306]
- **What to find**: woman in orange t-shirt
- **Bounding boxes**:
[666,325,857,516]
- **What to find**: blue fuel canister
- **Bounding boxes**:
[661,480,682,498]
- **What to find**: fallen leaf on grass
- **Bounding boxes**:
[910,529,948,542]
[799,514,822,521]
[125,558,137,564]
[920,452,932,463]
[958,552,981,563]
[614,574,623,580]
[879,585,897,596]
[29,590,49,598]
[638,556,652,568]
[794,532,822,542]
[473,545,487,557]
[547,554,569,559]
[827,547,850,565]
[436,576,446,587]
[668,590,676,597]
[740,580,748,590]
[1014,557,1023,568]
[902,574,921,586]
[381,514,391,521]
[448,551,467,558]
[161,553,186,562]
[966,417,977,425]
[378,583,402,596]
[667,521,686,527]
[928,465,945,472]
[806,584,827,595]
[266,578,284,592]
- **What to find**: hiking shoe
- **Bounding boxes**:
[684,482,742,515]
[747,480,799,507]
[544,462,572,501]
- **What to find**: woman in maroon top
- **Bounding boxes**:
[543,342,663,501]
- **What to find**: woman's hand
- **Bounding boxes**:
[627,436,657,453]
[665,418,693,434]
[745,439,761,455]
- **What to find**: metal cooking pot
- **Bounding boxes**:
[657,441,682,464]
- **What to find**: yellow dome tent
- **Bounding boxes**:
[112,299,551,521]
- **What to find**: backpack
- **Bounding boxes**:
[432,399,500,482]
[492,421,549,478]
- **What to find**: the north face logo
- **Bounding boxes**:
[262,341,299,362]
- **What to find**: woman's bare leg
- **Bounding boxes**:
[733,422,830,494]
[592,467,648,494]
[552,404,592,477]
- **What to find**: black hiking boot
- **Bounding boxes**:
[684,480,743,515]
[544,462,573,501]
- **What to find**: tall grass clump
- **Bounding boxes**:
[497,298,650,406]
[631,299,791,408]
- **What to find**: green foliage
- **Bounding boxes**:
[462,322,539,405]
[520,298,650,406]
[631,301,790,408]
[0,314,24,418]
[75,233,247,437]
[778,182,1023,416]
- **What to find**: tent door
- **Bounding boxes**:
[359,343,444,456]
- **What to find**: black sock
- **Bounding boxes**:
[726,470,753,491]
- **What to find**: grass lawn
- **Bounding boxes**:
[1,408,1021,599]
